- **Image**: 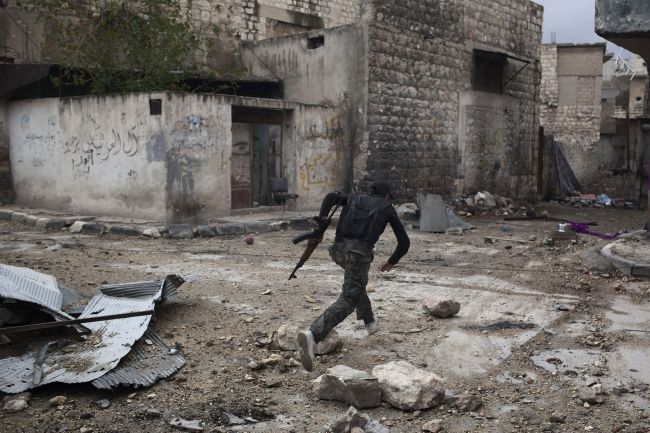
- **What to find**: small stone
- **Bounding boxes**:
[244,234,255,245]
[351,428,364,433]
[549,412,566,423]
[143,228,162,238]
[263,354,283,365]
[248,361,265,371]
[3,398,28,413]
[422,299,460,318]
[69,221,86,233]
[49,396,67,406]
[578,387,605,404]
[529,235,537,242]
[96,399,111,409]
[422,419,444,432]
[79,427,92,433]
[450,394,483,412]
[147,393,156,399]
[128,393,136,399]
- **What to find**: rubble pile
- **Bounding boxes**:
[452,191,531,217]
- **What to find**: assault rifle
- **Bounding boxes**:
[288,203,340,280]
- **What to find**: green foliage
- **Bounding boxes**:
[16,0,221,94]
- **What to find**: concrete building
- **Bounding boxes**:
[596,0,650,210]
[540,43,606,188]
[601,54,648,171]
[245,0,544,200]
[2,0,544,223]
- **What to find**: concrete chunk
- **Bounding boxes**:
[372,361,445,410]
[81,223,107,236]
[423,299,460,318]
[417,194,449,233]
[142,228,162,238]
[10,212,28,224]
[45,219,69,231]
[314,365,381,409]
[245,222,274,233]
[109,226,141,236]
[214,223,246,236]
[196,225,217,237]
[69,221,86,234]
[168,224,195,239]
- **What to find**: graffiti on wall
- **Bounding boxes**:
[64,127,141,175]
[298,115,344,192]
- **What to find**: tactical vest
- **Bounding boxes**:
[336,194,391,242]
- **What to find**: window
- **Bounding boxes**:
[149,98,162,115]
[307,35,324,49]
[472,50,506,94]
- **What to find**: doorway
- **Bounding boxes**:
[231,121,283,210]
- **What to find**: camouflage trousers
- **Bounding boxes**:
[309,237,374,343]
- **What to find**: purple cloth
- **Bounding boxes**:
[568,222,625,240]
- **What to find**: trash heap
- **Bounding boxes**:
[452,191,532,217]
[565,194,637,209]
[0,264,186,393]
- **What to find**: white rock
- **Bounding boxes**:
[314,365,381,409]
[372,361,445,410]
[49,396,67,406]
[69,221,86,234]
[143,228,162,238]
[422,420,444,432]
[3,393,30,413]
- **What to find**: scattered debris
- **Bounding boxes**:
[0,265,186,393]
[324,406,389,433]
[371,361,445,410]
[169,416,204,431]
[422,299,460,319]
[466,321,535,332]
[314,365,381,409]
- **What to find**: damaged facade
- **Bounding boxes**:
[1,0,543,223]
[540,43,605,189]
[596,0,650,211]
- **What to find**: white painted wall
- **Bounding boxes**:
[10,95,169,220]
[8,92,341,221]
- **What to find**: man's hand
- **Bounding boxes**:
[379,261,394,272]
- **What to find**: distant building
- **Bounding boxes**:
[540,43,606,188]
[596,0,650,209]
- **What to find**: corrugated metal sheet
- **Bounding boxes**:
[0,264,63,311]
[92,328,185,389]
[100,275,183,301]
[0,274,185,393]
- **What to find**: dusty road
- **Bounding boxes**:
[1,204,650,433]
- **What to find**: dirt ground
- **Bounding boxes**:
[1,203,650,433]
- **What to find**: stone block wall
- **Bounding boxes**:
[361,0,542,200]
[540,44,604,187]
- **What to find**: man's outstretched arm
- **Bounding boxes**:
[380,210,410,271]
